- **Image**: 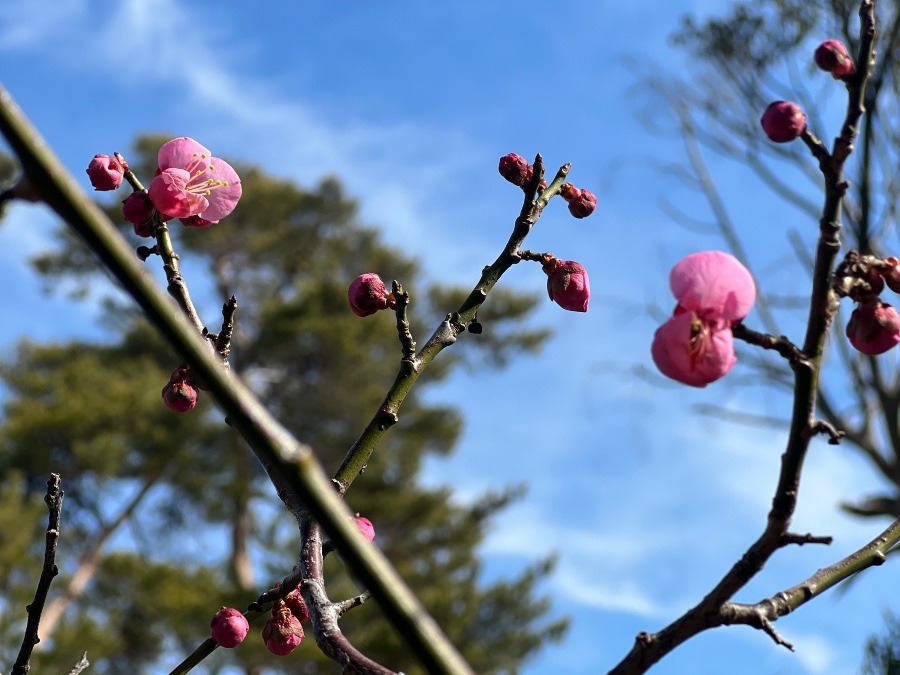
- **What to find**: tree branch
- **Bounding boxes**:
[0,85,474,675]
[12,474,64,675]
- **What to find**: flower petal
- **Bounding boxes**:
[157,137,212,172]
[148,168,209,218]
[669,250,756,322]
[651,311,737,387]
[198,157,242,222]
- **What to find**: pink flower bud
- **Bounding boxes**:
[162,367,199,412]
[543,258,590,312]
[271,583,311,623]
[882,257,900,294]
[356,515,376,542]
[498,153,533,187]
[814,39,856,79]
[263,607,304,656]
[651,311,737,387]
[86,154,125,191]
[760,101,807,143]
[558,183,581,202]
[210,607,249,648]
[567,189,596,219]
[122,192,156,237]
[846,300,900,355]
[348,273,392,317]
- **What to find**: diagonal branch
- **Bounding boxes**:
[0,85,474,675]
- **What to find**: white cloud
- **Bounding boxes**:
[0,0,490,281]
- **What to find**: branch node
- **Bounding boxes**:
[781,531,833,547]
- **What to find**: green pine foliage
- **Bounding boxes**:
[0,138,567,673]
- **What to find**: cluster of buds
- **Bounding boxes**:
[834,252,900,355]
[541,255,590,313]
[85,137,243,237]
[347,273,396,317]
[651,251,756,387]
[498,154,596,219]
[263,583,308,655]
[161,365,200,412]
[760,40,854,144]
[558,183,597,219]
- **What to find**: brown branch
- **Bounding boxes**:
[299,515,397,675]
[731,323,805,365]
[725,513,900,629]
[333,155,571,491]
[12,474,64,675]
[608,3,879,672]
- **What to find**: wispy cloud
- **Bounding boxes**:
[0,0,489,280]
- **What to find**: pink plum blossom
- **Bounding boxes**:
[147,137,241,222]
[651,251,755,387]
[651,311,738,387]
[669,251,755,322]
[846,300,900,355]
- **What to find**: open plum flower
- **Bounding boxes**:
[147,137,242,223]
[651,251,756,387]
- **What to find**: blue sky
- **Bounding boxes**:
[1,1,896,673]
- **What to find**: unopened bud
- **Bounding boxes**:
[498,153,533,187]
[760,101,806,143]
[162,366,199,412]
[567,189,596,219]
[263,607,304,656]
[846,299,900,355]
[210,607,249,648]
[543,257,590,312]
[86,154,125,191]
[356,515,376,542]
[814,39,856,80]
[348,273,393,317]
[882,257,900,294]
[122,192,155,237]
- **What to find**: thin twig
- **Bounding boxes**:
[12,474,64,675]
[334,155,571,491]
